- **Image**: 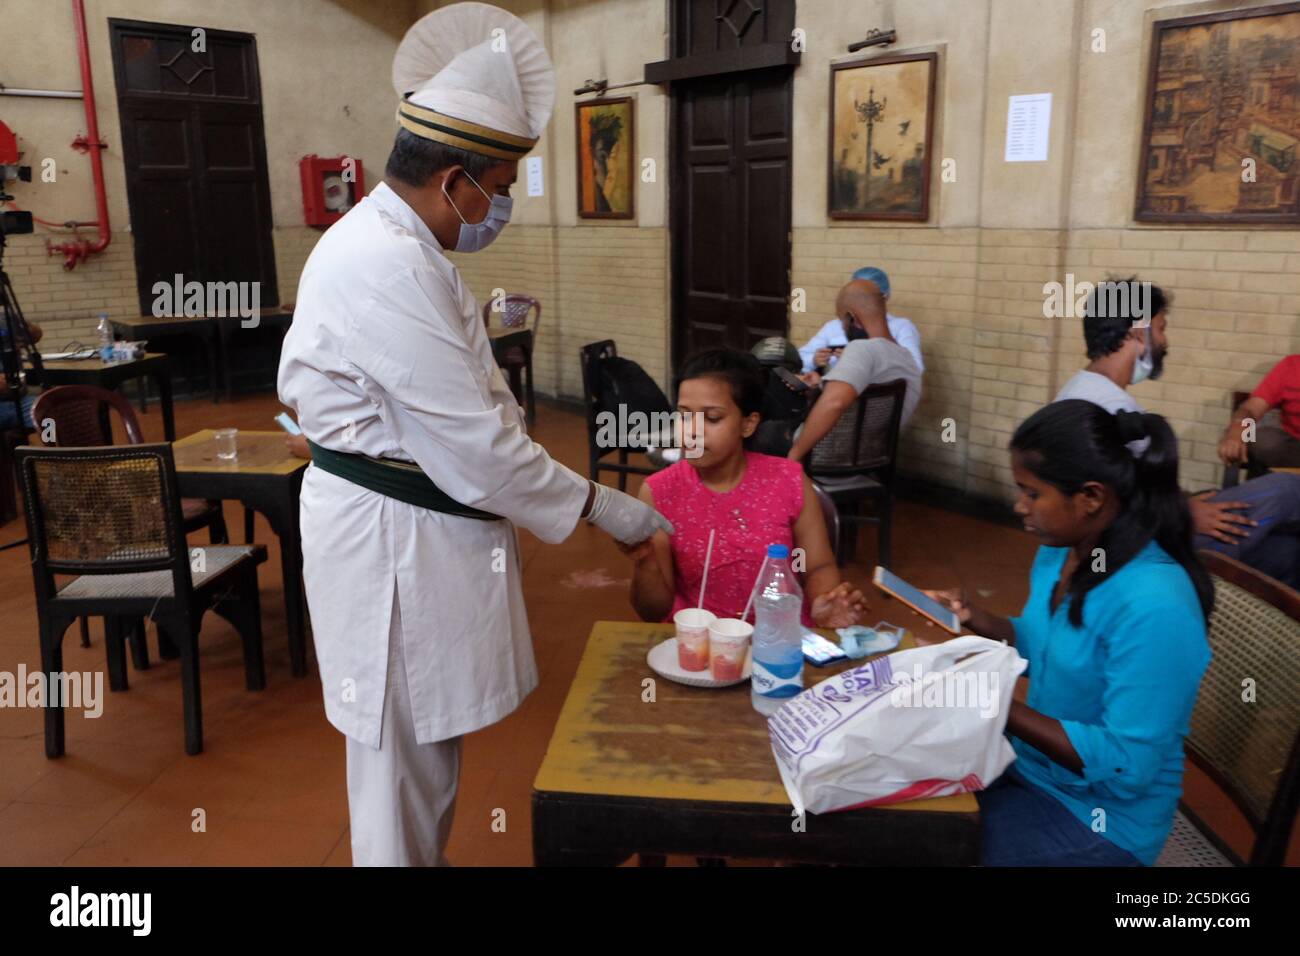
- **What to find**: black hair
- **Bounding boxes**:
[384,128,502,189]
[1081,276,1169,360]
[675,349,767,418]
[1010,399,1213,627]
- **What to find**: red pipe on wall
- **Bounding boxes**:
[46,0,112,270]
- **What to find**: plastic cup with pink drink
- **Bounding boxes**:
[708,617,752,682]
[673,607,715,671]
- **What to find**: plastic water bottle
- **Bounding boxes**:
[95,312,113,361]
[751,544,805,716]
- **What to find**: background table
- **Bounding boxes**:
[211,305,295,404]
[533,621,980,866]
[35,353,175,441]
[173,429,310,676]
[110,315,217,403]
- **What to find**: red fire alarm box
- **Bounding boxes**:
[300,154,365,227]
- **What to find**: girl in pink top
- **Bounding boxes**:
[625,350,867,628]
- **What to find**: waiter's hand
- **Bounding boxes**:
[586,481,674,545]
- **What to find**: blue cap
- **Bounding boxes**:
[767,544,790,559]
[851,266,890,298]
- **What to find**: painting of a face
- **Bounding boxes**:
[577,97,634,219]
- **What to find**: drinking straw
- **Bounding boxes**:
[740,556,768,623]
[697,528,716,609]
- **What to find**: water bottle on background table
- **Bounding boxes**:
[95,312,112,361]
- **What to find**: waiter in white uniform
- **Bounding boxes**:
[278,2,671,866]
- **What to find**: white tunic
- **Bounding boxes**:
[278,182,589,748]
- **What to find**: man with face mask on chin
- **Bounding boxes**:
[278,3,671,866]
[787,279,922,463]
[1055,279,1300,586]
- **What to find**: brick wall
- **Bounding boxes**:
[453,225,669,401]
[792,226,1300,504]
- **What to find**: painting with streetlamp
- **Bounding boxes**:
[828,52,937,221]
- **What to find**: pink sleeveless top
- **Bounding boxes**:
[646,451,811,625]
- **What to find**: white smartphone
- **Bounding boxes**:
[872,566,962,634]
[274,412,302,436]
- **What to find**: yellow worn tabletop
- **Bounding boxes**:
[534,620,978,814]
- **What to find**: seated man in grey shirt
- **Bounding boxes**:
[788,279,921,462]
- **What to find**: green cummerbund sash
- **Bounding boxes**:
[307,440,501,521]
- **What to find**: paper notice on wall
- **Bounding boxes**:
[526,156,544,197]
[1004,93,1051,163]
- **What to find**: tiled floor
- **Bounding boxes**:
[0,391,1290,865]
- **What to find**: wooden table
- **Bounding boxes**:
[110,315,218,403]
[532,621,981,866]
[173,429,310,676]
[113,308,295,404]
[211,305,294,404]
[34,353,175,441]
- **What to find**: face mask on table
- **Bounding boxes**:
[443,170,511,253]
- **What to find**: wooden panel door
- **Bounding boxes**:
[672,66,793,365]
[110,19,278,313]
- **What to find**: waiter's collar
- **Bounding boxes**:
[369,181,443,252]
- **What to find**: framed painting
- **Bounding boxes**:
[1135,3,1300,224]
[828,52,936,221]
[576,96,635,220]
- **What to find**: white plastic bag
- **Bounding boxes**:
[769,635,1028,815]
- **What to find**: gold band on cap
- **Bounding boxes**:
[396,97,537,160]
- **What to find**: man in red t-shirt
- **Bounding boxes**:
[1219,355,1300,470]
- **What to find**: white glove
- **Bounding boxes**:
[586,481,674,545]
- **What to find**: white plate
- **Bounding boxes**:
[646,637,751,688]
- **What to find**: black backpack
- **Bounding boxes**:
[599,356,672,418]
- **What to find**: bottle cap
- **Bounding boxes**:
[766,544,790,559]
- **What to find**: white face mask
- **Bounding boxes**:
[442,169,511,253]
[1130,327,1154,385]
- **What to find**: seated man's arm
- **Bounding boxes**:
[798,327,831,373]
[1218,395,1272,465]
[788,380,857,462]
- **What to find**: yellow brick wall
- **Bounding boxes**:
[792,226,1300,503]
[8,226,324,345]
[452,226,668,401]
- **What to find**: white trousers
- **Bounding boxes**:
[345,588,462,866]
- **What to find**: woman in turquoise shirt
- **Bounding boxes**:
[927,400,1213,865]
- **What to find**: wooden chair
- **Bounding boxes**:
[579,340,663,491]
[31,385,229,650]
[483,294,541,425]
[16,443,267,756]
[1155,551,1300,866]
[803,379,907,568]
[810,479,840,555]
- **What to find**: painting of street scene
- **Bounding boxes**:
[1137,5,1300,223]
[829,53,935,221]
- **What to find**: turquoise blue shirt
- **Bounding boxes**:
[1010,540,1210,865]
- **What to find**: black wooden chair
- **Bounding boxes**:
[803,379,907,568]
[484,294,541,426]
[1155,551,1300,866]
[16,443,267,756]
[31,384,229,650]
[580,340,664,491]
